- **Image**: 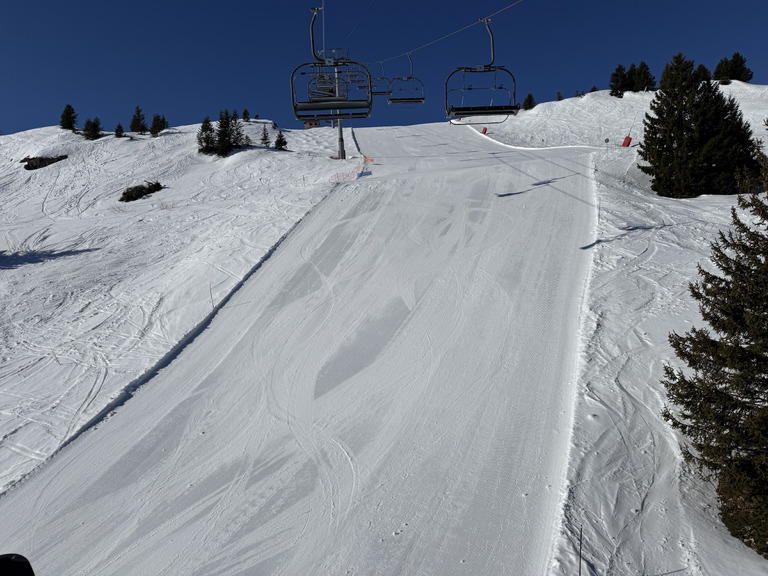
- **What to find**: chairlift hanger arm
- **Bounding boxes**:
[309,7,323,62]
[482,18,495,68]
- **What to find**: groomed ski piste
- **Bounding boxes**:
[1,82,767,575]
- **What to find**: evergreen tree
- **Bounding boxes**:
[82,117,102,140]
[260,125,270,147]
[626,63,637,90]
[115,123,124,138]
[150,114,165,137]
[714,52,754,84]
[638,52,761,198]
[229,109,250,150]
[694,63,712,83]
[630,61,656,91]
[662,155,768,557]
[242,109,250,122]
[555,91,563,101]
[715,57,732,84]
[589,86,598,93]
[274,130,287,150]
[197,116,216,154]
[522,93,536,110]
[60,104,77,131]
[215,109,233,156]
[729,52,753,82]
[198,109,251,156]
[609,64,629,97]
[130,105,148,134]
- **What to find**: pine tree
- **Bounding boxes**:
[714,57,732,84]
[230,109,250,150]
[60,104,77,131]
[694,64,712,83]
[215,109,233,156]
[522,93,536,110]
[729,53,754,82]
[609,64,629,97]
[197,116,216,154]
[555,91,563,101]
[662,155,768,557]
[260,125,270,147]
[274,130,287,150]
[130,105,148,134]
[715,52,754,84]
[150,114,165,137]
[638,52,760,198]
[198,109,252,157]
[630,61,656,91]
[242,109,250,123]
[115,123,124,138]
[82,117,102,140]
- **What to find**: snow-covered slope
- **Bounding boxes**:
[0,121,347,491]
[0,85,766,575]
[483,83,768,575]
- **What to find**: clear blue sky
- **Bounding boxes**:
[2,0,767,135]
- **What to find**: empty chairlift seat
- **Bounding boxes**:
[444,18,521,123]
[445,66,521,120]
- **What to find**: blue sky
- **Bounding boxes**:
[2,0,767,135]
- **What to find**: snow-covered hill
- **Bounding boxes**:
[0,121,348,489]
[0,86,766,575]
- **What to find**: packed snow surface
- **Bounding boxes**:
[0,83,767,575]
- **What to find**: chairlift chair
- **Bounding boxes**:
[445,66,520,123]
[290,7,373,122]
[387,53,425,105]
[292,61,373,121]
[371,77,392,97]
[444,18,520,123]
[370,62,392,97]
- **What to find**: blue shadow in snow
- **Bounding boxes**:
[0,249,98,270]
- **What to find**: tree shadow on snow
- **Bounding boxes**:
[496,189,531,197]
[580,223,673,250]
[496,175,578,198]
[0,249,98,270]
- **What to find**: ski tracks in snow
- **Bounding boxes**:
[0,123,598,576]
[553,148,768,576]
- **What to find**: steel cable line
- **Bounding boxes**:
[370,0,527,66]
[345,0,377,41]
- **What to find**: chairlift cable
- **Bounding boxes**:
[345,0,376,41]
[373,0,526,64]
